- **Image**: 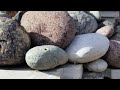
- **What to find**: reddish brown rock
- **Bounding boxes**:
[96,25,114,38]
[103,40,120,68]
[21,11,77,49]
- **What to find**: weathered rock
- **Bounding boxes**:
[25,45,68,70]
[0,17,31,65]
[86,59,108,72]
[96,25,114,38]
[65,33,109,63]
[103,40,120,68]
[68,11,98,35]
[21,11,77,49]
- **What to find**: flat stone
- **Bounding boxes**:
[82,72,104,79]
[103,68,120,79]
[100,11,119,18]
[61,64,83,79]
[0,64,83,79]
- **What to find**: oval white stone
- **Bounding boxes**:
[65,33,109,63]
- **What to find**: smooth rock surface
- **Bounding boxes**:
[21,11,76,49]
[86,59,108,72]
[96,25,114,38]
[65,33,109,63]
[25,45,68,70]
[68,11,98,35]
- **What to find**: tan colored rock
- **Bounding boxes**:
[96,25,114,38]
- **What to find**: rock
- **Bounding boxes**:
[6,11,17,17]
[0,17,31,65]
[98,20,115,29]
[0,11,10,17]
[0,63,83,79]
[103,40,120,68]
[67,11,80,19]
[96,25,114,38]
[61,64,83,79]
[103,68,120,79]
[25,45,68,70]
[21,11,77,49]
[82,72,104,79]
[68,11,98,35]
[110,33,120,41]
[65,33,109,63]
[116,25,120,33]
[89,11,101,20]
[86,59,108,72]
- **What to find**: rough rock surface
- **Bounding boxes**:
[103,40,120,68]
[21,11,77,49]
[68,11,98,35]
[0,17,31,65]
[25,45,68,70]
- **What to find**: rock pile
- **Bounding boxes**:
[0,11,120,79]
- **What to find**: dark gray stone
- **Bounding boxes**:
[0,17,31,65]
[68,11,98,35]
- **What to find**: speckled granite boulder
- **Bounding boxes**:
[68,11,98,35]
[21,11,77,49]
[96,25,114,38]
[25,45,68,70]
[0,17,31,65]
[86,59,108,72]
[103,40,120,68]
[65,33,109,63]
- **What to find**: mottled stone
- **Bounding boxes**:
[68,11,98,35]
[0,17,31,65]
[96,25,114,38]
[65,33,109,63]
[86,59,108,72]
[25,45,68,70]
[103,40,120,68]
[21,11,77,49]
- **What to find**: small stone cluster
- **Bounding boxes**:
[0,11,120,79]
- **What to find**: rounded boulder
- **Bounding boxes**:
[25,45,68,70]
[86,59,108,72]
[21,11,77,49]
[65,33,109,63]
